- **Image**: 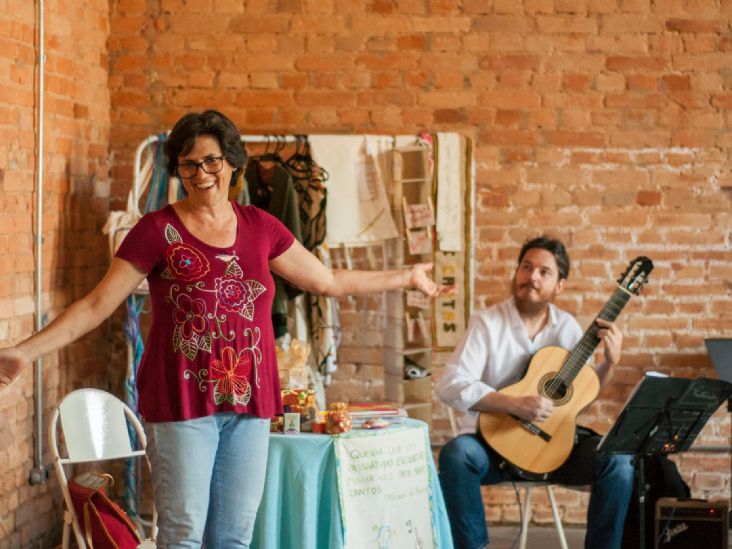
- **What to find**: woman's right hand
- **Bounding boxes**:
[0,347,27,390]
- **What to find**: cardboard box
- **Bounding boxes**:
[403,376,432,402]
[405,402,432,428]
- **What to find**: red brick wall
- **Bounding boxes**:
[0,1,112,546]
[104,0,732,525]
[3,1,730,541]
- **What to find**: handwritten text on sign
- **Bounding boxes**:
[335,426,434,549]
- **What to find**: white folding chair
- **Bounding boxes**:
[48,388,157,549]
[446,406,568,549]
[510,480,568,549]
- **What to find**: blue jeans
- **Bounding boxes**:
[144,412,271,549]
[438,432,633,549]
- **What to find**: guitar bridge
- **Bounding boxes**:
[509,414,552,442]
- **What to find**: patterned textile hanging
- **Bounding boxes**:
[120,134,171,520]
[247,140,304,338]
[283,137,334,379]
[310,246,342,383]
[122,293,146,516]
[285,136,328,252]
[144,135,176,212]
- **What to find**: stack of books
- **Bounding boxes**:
[347,401,406,428]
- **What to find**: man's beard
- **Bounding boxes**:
[512,280,553,317]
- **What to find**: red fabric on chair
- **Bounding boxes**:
[67,474,141,549]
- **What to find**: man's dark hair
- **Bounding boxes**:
[164,110,247,187]
[517,235,570,280]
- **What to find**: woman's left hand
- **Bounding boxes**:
[409,263,457,297]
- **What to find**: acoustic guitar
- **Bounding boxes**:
[478,256,654,478]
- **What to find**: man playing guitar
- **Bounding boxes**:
[436,236,633,549]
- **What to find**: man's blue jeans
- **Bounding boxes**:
[438,431,633,549]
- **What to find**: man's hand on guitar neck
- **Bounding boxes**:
[472,391,554,423]
[594,318,623,386]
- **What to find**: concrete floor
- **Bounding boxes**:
[488,525,585,548]
[487,524,732,548]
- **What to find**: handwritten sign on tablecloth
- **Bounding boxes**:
[335,426,435,549]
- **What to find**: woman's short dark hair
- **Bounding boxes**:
[517,235,570,280]
[164,110,247,186]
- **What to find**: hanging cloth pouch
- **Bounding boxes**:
[103,135,171,293]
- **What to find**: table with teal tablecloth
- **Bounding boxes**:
[251,418,453,549]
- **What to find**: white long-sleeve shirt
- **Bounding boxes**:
[436,297,582,434]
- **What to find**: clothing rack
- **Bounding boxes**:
[133,133,414,255]
[133,134,305,206]
[244,134,302,144]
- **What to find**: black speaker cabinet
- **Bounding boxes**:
[655,497,729,549]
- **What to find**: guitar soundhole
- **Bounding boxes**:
[539,373,572,405]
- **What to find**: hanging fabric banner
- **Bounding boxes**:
[433,251,467,350]
[435,133,465,253]
[309,135,399,245]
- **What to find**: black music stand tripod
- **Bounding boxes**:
[597,374,732,549]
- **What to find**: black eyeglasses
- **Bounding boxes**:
[176,156,225,179]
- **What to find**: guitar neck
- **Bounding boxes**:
[558,286,633,384]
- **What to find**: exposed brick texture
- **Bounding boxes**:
[0,1,113,547]
[2,0,732,543]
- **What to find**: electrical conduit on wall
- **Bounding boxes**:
[29,0,47,486]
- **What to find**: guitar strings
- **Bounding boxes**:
[547,289,629,393]
[557,291,628,383]
[544,288,631,398]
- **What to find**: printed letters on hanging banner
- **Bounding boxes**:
[433,250,467,350]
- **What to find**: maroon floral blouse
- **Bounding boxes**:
[116,202,295,422]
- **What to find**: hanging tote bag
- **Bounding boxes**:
[102,141,153,294]
[67,472,141,549]
[103,139,153,255]
[103,134,176,293]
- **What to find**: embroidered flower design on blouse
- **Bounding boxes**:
[215,276,265,321]
[216,277,250,309]
[167,243,210,281]
[160,223,210,282]
[173,294,207,339]
[183,327,263,405]
[209,346,253,406]
[160,220,267,401]
[172,291,212,361]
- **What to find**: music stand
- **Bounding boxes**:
[705,337,732,528]
[597,374,732,549]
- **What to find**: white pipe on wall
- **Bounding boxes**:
[29,0,46,485]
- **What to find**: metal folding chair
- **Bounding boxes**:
[48,388,157,548]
